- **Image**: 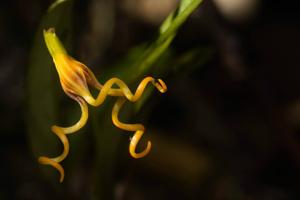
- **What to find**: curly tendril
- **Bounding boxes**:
[38,28,167,182]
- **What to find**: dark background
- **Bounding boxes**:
[1,0,300,199]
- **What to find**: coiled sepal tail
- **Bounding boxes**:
[110,78,167,158]
[38,97,88,183]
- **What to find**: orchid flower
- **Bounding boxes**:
[38,28,167,182]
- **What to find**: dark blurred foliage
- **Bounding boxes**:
[1,0,300,199]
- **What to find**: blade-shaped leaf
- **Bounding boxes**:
[106,0,203,82]
[27,0,73,182]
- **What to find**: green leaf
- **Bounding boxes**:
[48,0,69,12]
[27,0,73,182]
[117,0,203,82]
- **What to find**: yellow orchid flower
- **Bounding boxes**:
[38,28,167,182]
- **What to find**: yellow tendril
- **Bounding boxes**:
[38,97,88,182]
[112,97,150,158]
[38,28,167,182]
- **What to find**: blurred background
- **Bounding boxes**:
[1,0,300,199]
